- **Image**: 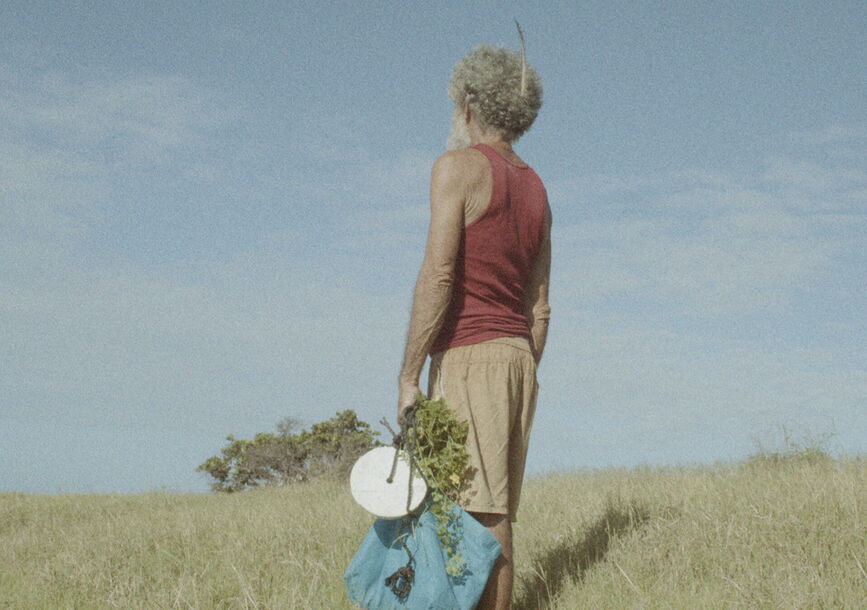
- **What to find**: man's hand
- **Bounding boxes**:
[398,378,421,425]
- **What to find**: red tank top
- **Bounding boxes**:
[431,143,547,354]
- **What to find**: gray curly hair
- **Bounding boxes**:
[447,44,543,142]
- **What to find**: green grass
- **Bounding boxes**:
[2,455,864,609]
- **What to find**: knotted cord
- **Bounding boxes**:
[379,406,423,600]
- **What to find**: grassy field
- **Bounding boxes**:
[1,454,864,609]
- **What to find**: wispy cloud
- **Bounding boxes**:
[551,152,866,315]
[0,65,236,261]
[1,72,229,163]
[762,157,866,193]
[791,121,867,146]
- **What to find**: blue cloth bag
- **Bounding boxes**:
[345,502,501,609]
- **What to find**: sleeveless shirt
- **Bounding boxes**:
[430,143,548,354]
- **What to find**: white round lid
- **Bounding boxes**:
[350,446,427,518]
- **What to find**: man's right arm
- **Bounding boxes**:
[524,202,552,364]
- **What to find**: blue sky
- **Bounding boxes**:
[1,1,865,494]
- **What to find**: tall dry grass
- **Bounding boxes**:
[1,455,864,608]
[512,456,865,609]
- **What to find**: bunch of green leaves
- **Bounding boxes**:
[409,395,471,577]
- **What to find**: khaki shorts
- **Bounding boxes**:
[427,336,538,522]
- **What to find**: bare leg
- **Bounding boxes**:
[471,512,513,610]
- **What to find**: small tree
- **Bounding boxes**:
[196,410,379,492]
[302,409,383,477]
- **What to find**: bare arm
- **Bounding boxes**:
[397,152,468,419]
[523,202,552,364]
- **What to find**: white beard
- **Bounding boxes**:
[446,109,471,151]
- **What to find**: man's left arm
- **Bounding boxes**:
[397,153,466,422]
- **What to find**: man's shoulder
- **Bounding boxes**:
[431,148,488,184]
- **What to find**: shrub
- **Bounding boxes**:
[196,410,380,492]
[747,424,834,467]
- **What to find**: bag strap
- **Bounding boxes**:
[381,406,422,514]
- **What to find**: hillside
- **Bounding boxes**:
[1,456,864,609]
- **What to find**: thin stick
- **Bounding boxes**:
[515,20,527,96]
[854,551,867,581]
[613,560,642,595]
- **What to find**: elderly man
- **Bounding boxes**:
[397,42,550,609]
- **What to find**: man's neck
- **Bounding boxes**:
[471,132,512,152]
[471,135,525,167]
[477,139,512,154]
